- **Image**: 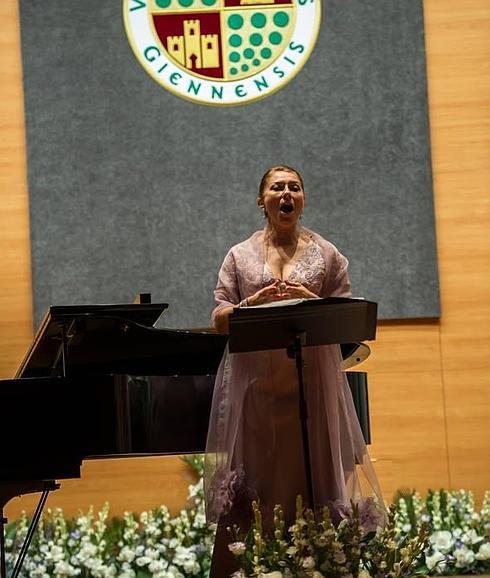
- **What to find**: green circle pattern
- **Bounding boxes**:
[269,31,282,45]
[229,34,242,47]
[178,0,193,6]
[227,9,291,76]
[273,11,289,27]
[228,14,244,29]
[156,0,171,6]
[251,13,266,28]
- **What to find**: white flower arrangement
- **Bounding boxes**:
[395,489,490,575]
[5,456,216,578]
[4,456,489,578]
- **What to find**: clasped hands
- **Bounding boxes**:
[246,279,318,307]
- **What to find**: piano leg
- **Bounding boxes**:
[0,514,6,578]
[0,480,59,578]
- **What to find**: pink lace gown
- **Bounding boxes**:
[205,228,383,576]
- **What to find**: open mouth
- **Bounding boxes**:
[280,203,294,214]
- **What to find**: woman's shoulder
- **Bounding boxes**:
[303,228,349,279]
[227,230,264,255]
[303,228,344,255]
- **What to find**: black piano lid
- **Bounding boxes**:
[16,303,227,378]
[16,303,167,378]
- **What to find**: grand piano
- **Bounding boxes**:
[0,297,374,578]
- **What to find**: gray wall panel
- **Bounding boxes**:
[20,0,439,329]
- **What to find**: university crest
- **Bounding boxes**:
[123,0,321,105]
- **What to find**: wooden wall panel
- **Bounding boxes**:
[0,0,33,380]
[5,457,196,520]
[444,369,490,494]
[368,370,450,500]
[362,322,442,375]
[424,0,490,499]
[1,0,489,520]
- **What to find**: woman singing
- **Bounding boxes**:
[205,166,383,577]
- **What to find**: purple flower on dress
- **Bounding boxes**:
[331,497,385,533]
[329,500,352,525]
[211,465,257,518]
[359,497,385,533]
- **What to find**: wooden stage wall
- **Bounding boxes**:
[1,0,489,519]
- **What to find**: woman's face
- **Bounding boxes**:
[259,170,305,229]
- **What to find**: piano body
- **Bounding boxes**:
[0,299,374,578]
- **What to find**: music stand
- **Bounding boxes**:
[228,297,377,509]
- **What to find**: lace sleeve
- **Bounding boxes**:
[321,249,352,298]
[211,249,240,325]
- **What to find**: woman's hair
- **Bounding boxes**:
[258,165,304,200]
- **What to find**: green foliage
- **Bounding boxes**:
[182,453,205,478]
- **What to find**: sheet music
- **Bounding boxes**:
[246,296,366,309]
[247,298,314,309]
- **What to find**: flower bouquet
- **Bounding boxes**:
[227,496,429,578]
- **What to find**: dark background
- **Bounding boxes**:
[20,0,439,329]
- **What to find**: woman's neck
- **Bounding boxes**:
[265,223,302,247]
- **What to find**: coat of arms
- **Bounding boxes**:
[124,0,321,105]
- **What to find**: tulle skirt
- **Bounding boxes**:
[204,344,383,575]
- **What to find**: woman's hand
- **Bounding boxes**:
[247,280,318,306]
[282,281,318,300]
[246,281,284,306]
